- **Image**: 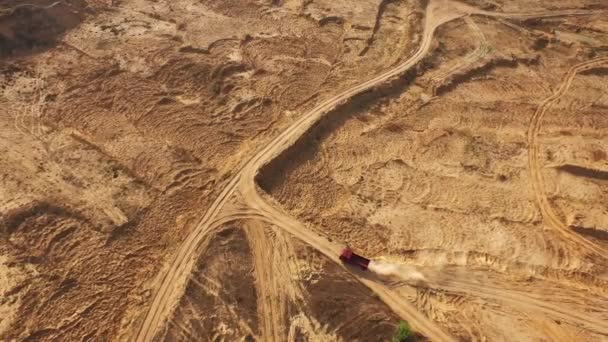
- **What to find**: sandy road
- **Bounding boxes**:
[133,2,607,341]
[430,16,487,93]
[246,221,283,341]
[527,57,608,262]
[421,272,608,336]
[477,7,605,19]
[245,219,305,341]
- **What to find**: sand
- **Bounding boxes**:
[1,0,607,341]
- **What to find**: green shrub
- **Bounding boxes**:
[391,321,412,342]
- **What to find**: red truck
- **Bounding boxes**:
[339,247,370,270]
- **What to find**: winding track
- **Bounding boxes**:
[430,16,487,94]
[527,57,608,261]
[244,219,303,341]
[133,2,607,340]
[422,273,608,335]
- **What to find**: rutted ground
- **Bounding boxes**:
[259,4,608,340]
[1,0,607,341]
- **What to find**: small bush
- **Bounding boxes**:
[392,321,412,342]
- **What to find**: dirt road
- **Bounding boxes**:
[421,272,608,335]
[527,57,608,261]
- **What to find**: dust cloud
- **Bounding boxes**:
[368,261,428,283]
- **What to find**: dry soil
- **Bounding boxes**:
[1,0,607,341]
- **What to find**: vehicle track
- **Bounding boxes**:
[430,16,488,94]
[246,220,285,341]
[527,57,608,261]
[427,276,608,335]
[477,8,606,20]
[133,2,607,341]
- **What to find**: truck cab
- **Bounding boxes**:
[339,247,370,270]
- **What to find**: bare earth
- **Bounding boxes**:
[1,0,607,341]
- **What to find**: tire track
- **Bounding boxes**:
[429,16,488,94]
[246,221,283,341]
[428,277,608,336]
[245,219,304,341]
[527,57,608,261]
[477,8,606,20]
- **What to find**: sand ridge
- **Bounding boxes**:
[1,0,607,340]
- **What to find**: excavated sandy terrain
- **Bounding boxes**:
[1,0,607,341]
[260,2,608,340]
